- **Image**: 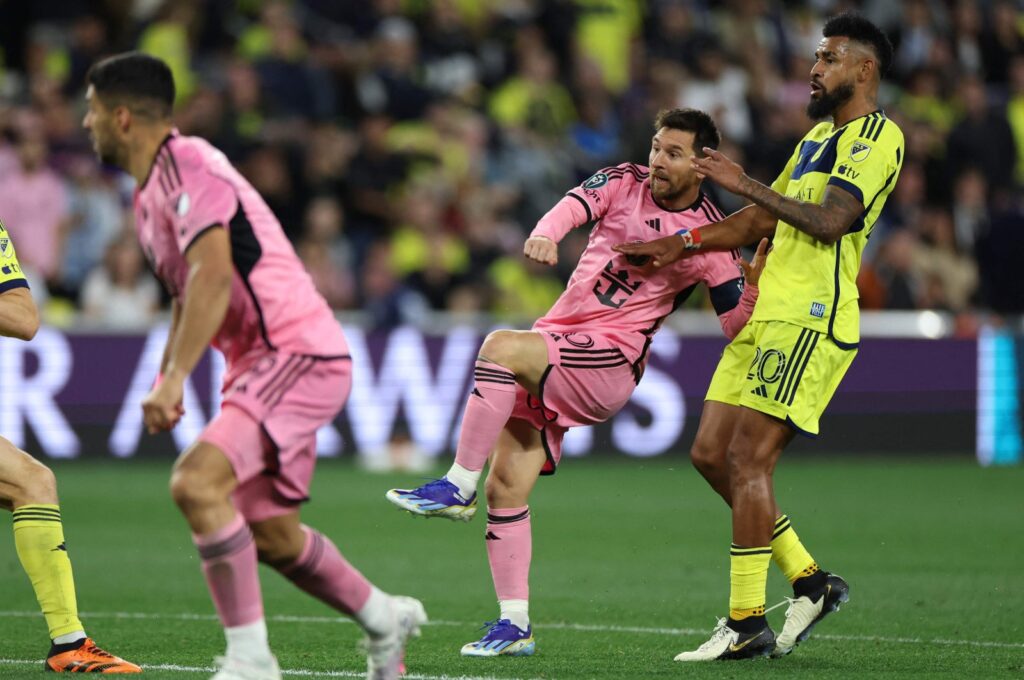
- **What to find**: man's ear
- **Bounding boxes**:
[114,105,132,133]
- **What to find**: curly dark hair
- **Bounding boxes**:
[823,12,894,78]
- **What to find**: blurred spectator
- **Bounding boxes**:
[946,75,1016,197]
[296,195,356,310]
[59,158,123,299]
[356,17,433,120]
[489,42,576,140]
[0,125,69,285]
[80,237,160,329]
[1007,55,1024,185]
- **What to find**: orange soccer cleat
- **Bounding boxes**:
[45,638,142,673]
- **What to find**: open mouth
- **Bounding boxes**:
[810,82,824,95]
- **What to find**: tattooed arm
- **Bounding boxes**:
[693,147,863,246]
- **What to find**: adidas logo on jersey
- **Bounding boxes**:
[750,384,768,398]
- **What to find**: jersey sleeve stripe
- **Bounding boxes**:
[826,176,864,205]
[0,279,29,294]
[566,192,593,222]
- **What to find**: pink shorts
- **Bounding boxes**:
[200,353,352,522]
[510,330,637,475]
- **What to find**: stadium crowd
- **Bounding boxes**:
[0,0,1021,330]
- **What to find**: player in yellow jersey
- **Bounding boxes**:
[0,221,141,673]
[615,13,902,660]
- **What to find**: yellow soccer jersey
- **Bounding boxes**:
[751,110,904,347]
[0,220,28,293]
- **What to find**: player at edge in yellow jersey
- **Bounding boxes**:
[0,220,141,672]
[615,12,903,661]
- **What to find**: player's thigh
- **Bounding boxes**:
[737,322,857,437]
[705,321,760,408]
[479,330,549,394]
[0,437,55,507]
[728,406,795,474]
[486,419,548,507]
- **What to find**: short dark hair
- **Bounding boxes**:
[653,108,720,157]
[823,12,894,78]
[86,52,175,118]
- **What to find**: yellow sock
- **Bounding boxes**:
[13,504,83,639]
[770,515,819,583]
[729,544,771,620]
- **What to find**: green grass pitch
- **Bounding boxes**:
[0,456,1021,678]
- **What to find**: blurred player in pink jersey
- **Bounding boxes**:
[386,109,768,656]
[83,53,425,680]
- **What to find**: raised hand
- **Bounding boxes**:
[691,147,747,195]
[524,235,558,265]
[736,237,770,287]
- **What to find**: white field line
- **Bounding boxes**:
[0,609,1020,652]
[0,658,540,680]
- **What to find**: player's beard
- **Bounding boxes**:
[806,80,855,120]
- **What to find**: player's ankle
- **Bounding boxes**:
[446,463,481,499]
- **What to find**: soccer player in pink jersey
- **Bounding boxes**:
[386,108,769,656]
[83,53,425,680]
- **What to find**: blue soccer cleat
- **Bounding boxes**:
[385,478,478,522]
[460,619,536,657]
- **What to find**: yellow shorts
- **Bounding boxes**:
[705,320,857,436]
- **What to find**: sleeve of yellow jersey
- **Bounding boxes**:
[827,116,904,209]
[0,221,30,293]
[769,143,801,194]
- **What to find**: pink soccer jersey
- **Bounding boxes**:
[531,163,743,365]
[133,130,347,383]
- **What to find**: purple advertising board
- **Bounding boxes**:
[3,326,977,461]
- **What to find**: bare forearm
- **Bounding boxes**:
[0,289,39,341]
[695,204,775,251]
[737,175,846,245]
[164,271,230,381]
[160,300,182,374]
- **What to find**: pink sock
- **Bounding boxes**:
[486,506,531,601]
[454,360,518,472]
[278,525,372,615]
[193,514,263,627]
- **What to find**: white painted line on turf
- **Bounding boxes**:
[0,658,542,680]
[0,609,1021,651]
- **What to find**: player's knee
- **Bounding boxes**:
[169,467,221,512]
[479,330,520,370]
[12,453,58,505]
[690,438,726,478]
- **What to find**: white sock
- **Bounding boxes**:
[446,463,481,499]
[53,631,86,646]
[500,599,530,631]
[355,586,394,639]
[225,619,272,661]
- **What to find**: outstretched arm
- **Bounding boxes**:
[612,204,776,268]
[694,147,863,246]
